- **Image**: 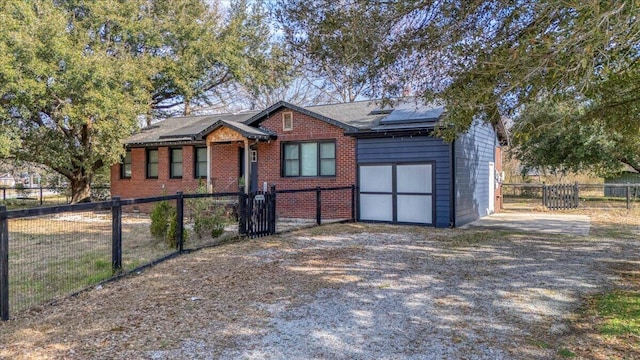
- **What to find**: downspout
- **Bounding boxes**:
[450,141,456,228]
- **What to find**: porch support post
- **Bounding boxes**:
[244,138,250,194]
[206,142,212,192]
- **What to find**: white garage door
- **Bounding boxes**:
[359,163,433,224]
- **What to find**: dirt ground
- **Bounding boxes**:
[0,209,638,359]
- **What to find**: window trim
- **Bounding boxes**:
[120,149,132,179]
[282,112,293,131]
[194,146,207,179]
[281,140,336,178]
[169,147,183,179]
[146,148,159,179]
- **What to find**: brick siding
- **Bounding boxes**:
[110,108,357,219]
[110,145,203,201]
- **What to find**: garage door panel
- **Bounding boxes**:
[397,195,432,224]
[360,194,393,221]
[359,163,434,225]
[359,165,392,192]
[397,164,432,193]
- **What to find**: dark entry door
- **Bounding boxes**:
[239,148,259,192]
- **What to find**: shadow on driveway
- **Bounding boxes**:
[460,212,591,236]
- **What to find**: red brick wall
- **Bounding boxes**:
[255,109,356,219]
[210,143,240,192]
[110,108,357,219]
[110,145,202,202]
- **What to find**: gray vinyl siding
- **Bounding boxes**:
[357,136,452,228]
[454,120,497,226]
[604,172,640,197]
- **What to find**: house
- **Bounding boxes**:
[111,99,506,227]
[604,164,639,197]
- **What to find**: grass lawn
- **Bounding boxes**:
[7,212,176,314]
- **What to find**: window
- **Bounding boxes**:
[251,150,257,163]
[282,112,293,131]
[170,148,183,178]
[146,149,158,179]
[282,141,335,177]
[195,147,207,179]
[120,150,132,179]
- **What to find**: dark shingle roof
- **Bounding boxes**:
[125,111,258,146]
[124,99,448,146]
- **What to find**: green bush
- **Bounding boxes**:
[189,184,228,239]
[150,200,187,248]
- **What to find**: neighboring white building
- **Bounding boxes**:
[0,174,16,187]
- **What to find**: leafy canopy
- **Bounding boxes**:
[0,0,287,202]
[277,1,639,172]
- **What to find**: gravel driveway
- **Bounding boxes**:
[0,223,637,359]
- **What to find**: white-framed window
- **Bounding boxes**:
[251,150,258,163]
[282,112,293,131]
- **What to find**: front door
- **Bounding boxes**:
[239,148,259,192]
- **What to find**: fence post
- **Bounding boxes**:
[627,183,631,210]
[351,185,356,221]
[542,183,547,208]
[0,205,8,320]
[39,184,43,206]
[176,192,184,252]
[316,186,321,225]
[574,182,579,208]
[111,197,122,273]
[238,187,246,235]
[270,185,276,234]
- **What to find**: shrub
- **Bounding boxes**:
[189,184,228,239]
[150,200,187,248]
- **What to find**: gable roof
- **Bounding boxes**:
[124,98,507,146]
[125,111,258,146]
[195,119,275,141]
[244,101,362,132]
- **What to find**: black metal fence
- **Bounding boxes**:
[0,185,356,320]
[502,183,638,210]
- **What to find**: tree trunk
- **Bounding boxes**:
[69,175,92,204]
[184,99,191,116]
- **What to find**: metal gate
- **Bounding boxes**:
[543,183,579,210]
[239,186,276,238]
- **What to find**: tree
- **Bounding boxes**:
[274,0,395,103]
[0,0,149,203]
[146,0,288,118]
[277,1,640,155]
[512,100,640,176]
[0,0,287,203]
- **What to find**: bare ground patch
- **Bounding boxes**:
[0,219,638,359]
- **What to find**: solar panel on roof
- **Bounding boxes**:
[380,102,444,124]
